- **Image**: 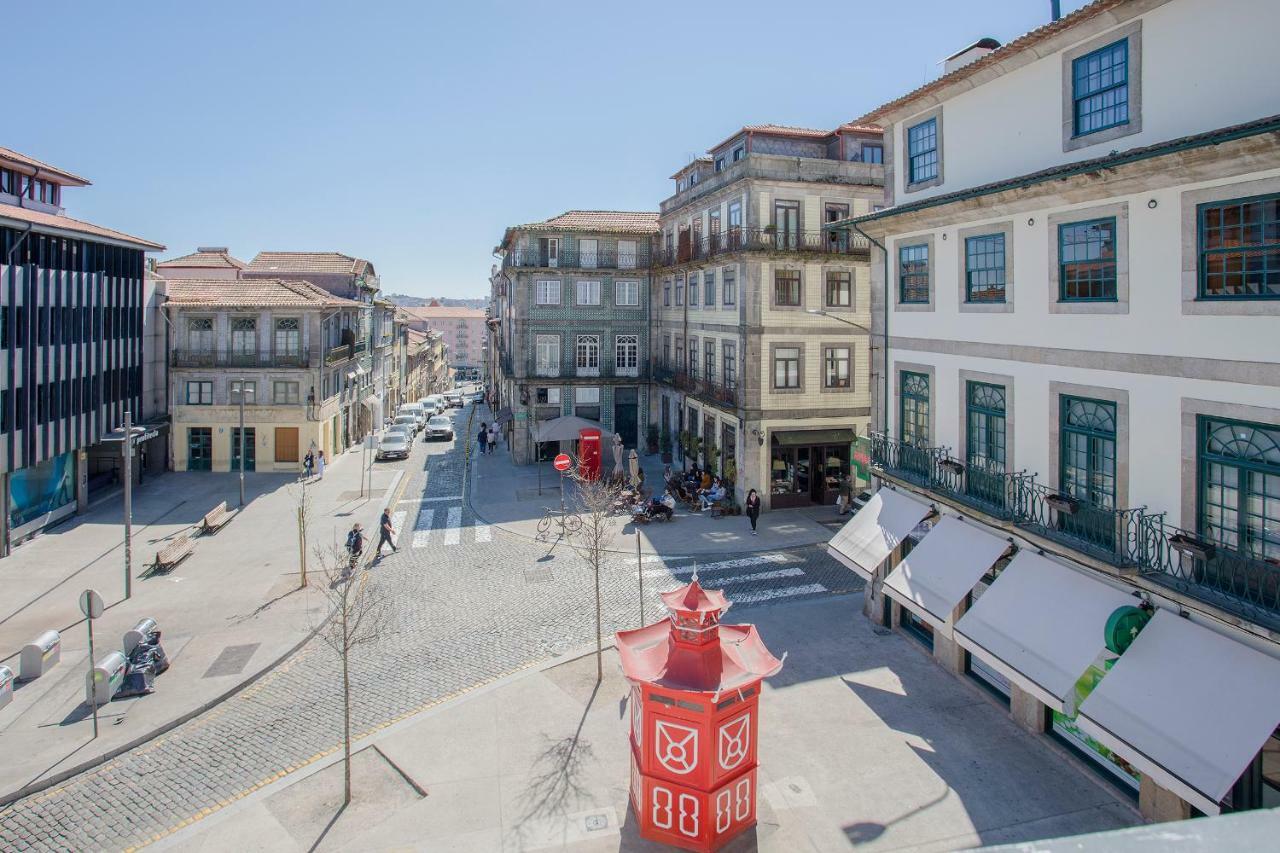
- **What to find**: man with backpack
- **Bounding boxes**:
[344,523,365,578]
[477,421,489,455]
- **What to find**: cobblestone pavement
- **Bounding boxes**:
[0,405,862,851]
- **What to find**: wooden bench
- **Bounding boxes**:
[201,501,233,535]
[152,534,195,572]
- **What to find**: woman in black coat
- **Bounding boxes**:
[745,489,762,535]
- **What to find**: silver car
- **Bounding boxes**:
[385,423,414,441]
[376,433,410,460]
[392,414,420,435]
[424,415,454,441]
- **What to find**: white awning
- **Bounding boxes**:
[1077,610,1280,815]
[953,551,1134,712]
[826,488,931,581]
[883,516,1010,633]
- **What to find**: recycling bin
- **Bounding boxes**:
[86,651,127,707]
[20,630,61,680]
[123,618,159,654]
[0,665,13,711]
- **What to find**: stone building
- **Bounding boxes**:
[829,0,1280,822]
[653,124,885,509]
[165,278,361,471]
[491,210,658,462]
[402,302,487,383]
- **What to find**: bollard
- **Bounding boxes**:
[20,630,62,680]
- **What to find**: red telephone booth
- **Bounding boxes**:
[617,579,783,852]
[577,427,602,481]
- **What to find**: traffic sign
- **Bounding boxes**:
[553,454,572,472]
[79,589,104,620]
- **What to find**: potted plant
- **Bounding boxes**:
[1168,532,1217,561]
[659,427,673,463]
[686,435,703,470]
[646,423,660,455]
[722,458,737,489]
[1045,493,1080,515]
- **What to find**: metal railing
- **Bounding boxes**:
[1136,517,1280,631]
[869,432,948,489]
[689,376,741,409]
[1009,475,1147,567]
[928,451,1019,520]
[324,344,354,365]
[173,349,315,368]
[505,248,656,271]
[654,228,870,267]
[525,359,649,380]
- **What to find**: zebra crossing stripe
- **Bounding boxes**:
[390,511,407,534]
[731,583,827,605]
[700,567,804,586]
[412,508,435,548]
[474,525,492,543]
[443,507,462,545]
[398,495,463,505]
[636,553,794,579]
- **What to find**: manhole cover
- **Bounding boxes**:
[203,643,261,678]
[584,814,608,832]
[872,627,892,636]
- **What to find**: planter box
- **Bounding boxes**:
[939,459,965,476]
[1168,533,1217,562]
[1044,494,1079,515]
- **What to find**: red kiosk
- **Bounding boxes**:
[617,578,783,852]
[577,427,602,481]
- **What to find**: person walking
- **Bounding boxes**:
[476,422,489,455]
[745,488,762,535]
[303,450,315,480]
[316,450,326,480]
[377,507,398,555]
[487,423,498,453]
[344,523,365,578]
[836,470,853,516]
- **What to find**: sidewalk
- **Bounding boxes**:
[162,594,1139,852]
[0,445,404,805]
[471,410,843,557]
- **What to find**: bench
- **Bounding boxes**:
[201,501,233,535]
[152,534,195,572]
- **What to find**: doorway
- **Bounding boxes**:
[188,428,212,471]
[231,427,256,472]
[614,387,639,449]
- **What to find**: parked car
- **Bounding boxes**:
[376,433,411,461]
[424,415,454,441]
[399,404,427,427]
[392,414,420,435]
[444,392,463,408]
[385,423,414,441]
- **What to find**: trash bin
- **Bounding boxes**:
[0,665,13,711]
[20,630,61,681]
[123,618,159,654]
[86,651,127,707]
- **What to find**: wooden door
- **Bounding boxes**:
[275,427,300,462]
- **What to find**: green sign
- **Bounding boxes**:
[851,435,871,485]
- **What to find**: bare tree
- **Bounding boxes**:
[287,479,314,589]
[565,465,628,683]
[313,546,389,805]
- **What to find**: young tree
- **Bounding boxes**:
[287,480,314,589]
[565,464,628,683]
[313,547,389,805]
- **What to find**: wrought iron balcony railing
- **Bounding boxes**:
[869,432,948,489]
[505,248,655,271]
[654,228,870,267]
[324,344,354,365]
[1009,475,1147,568]
[928,451,1019,520]
[689,376,741,410]
[174,349,315,369]
[525,359,649,380]
[1136,517,1280,631]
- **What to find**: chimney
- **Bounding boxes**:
[1051,0,1062,22]
[197,246,229,253]
[943,37,1002,75]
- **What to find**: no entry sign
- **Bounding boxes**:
[553,453,572,472]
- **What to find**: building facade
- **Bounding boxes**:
[831,0,1280,822]
[165,278,361,472]
[0,146,164,548]
[653,124,885,508]
[403,303,487,383]
[492,210,658,463]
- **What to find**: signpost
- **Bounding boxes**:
[79,588,104,738]
[122,411,133,600]
[554,454,572,517]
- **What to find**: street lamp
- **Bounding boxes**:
[805,308,872,334]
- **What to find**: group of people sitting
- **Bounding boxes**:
[630,489,677,522]
[667,465,727,512]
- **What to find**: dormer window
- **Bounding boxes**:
[732,146,745,162]
[690,171,699,186]
[0,169,15,196]
[714,157,725,172]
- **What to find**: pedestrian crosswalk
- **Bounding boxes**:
[393,501,495,548]
[632,551,829,606]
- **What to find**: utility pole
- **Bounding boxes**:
[238,380,246,507]
[123,411,133,600]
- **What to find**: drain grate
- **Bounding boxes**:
[203,643,261,678]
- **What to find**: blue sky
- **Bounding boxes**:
[11,0,1089,298]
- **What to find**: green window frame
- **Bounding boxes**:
[1198,417,1280,562]
[1059,396,1117,510]
[1197,193,1280,300]
[966,382,1006,467]
[1072,39,1128,137]
[899,244,929,304]
[899,371,930,446]
[1059,218,1117,301]
[906,118,938,184]
[965,234,1006,303]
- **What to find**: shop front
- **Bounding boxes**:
[768,428,854,509]
[8,453,77,540]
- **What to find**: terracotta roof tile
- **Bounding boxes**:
[157,248,247,270]
[504,211,659,247]
[246,251,372,276]
[164,278,361,308]
[0,204,163,250]
[852,0,1129,124]
[0,147,91,186]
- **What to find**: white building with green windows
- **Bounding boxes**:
[491,210,658,463]
[827,0,1280,825]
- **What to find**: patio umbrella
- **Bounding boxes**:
[628,449,640,486]
[534,415,614,443]
[612,435,625,475]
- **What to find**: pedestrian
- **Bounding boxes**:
[344,523,364,578]
[316,450,326,480]
[377,507,398,555]
[488,423,498,453]
[303,449,315,480]
[477,422,489,455]
[745,488,762,535]
[837,469,853,516]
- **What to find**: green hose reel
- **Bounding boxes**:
[1104,605,1151,655]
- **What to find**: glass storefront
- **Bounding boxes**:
[10,452,76,530]
[966,574,1012,703]
[1050,659,1141,794]
[769,429,854,509]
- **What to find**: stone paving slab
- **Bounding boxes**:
[161,595,1140,852]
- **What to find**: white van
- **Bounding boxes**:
[399,402,427,427]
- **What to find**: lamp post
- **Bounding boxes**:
[238,379,246,507]
[122,411,133,600]
[805,308,872,335]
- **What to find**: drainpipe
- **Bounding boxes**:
[849,221,889,437]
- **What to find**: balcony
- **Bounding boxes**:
[1137,518,1280,631]
[324,344,354,365]
[659,152,883,214]
[174,349,315,369]
[505,247,655,271]
[690,376,741,410]
[653,228,869,268]
[526,359,649,381]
